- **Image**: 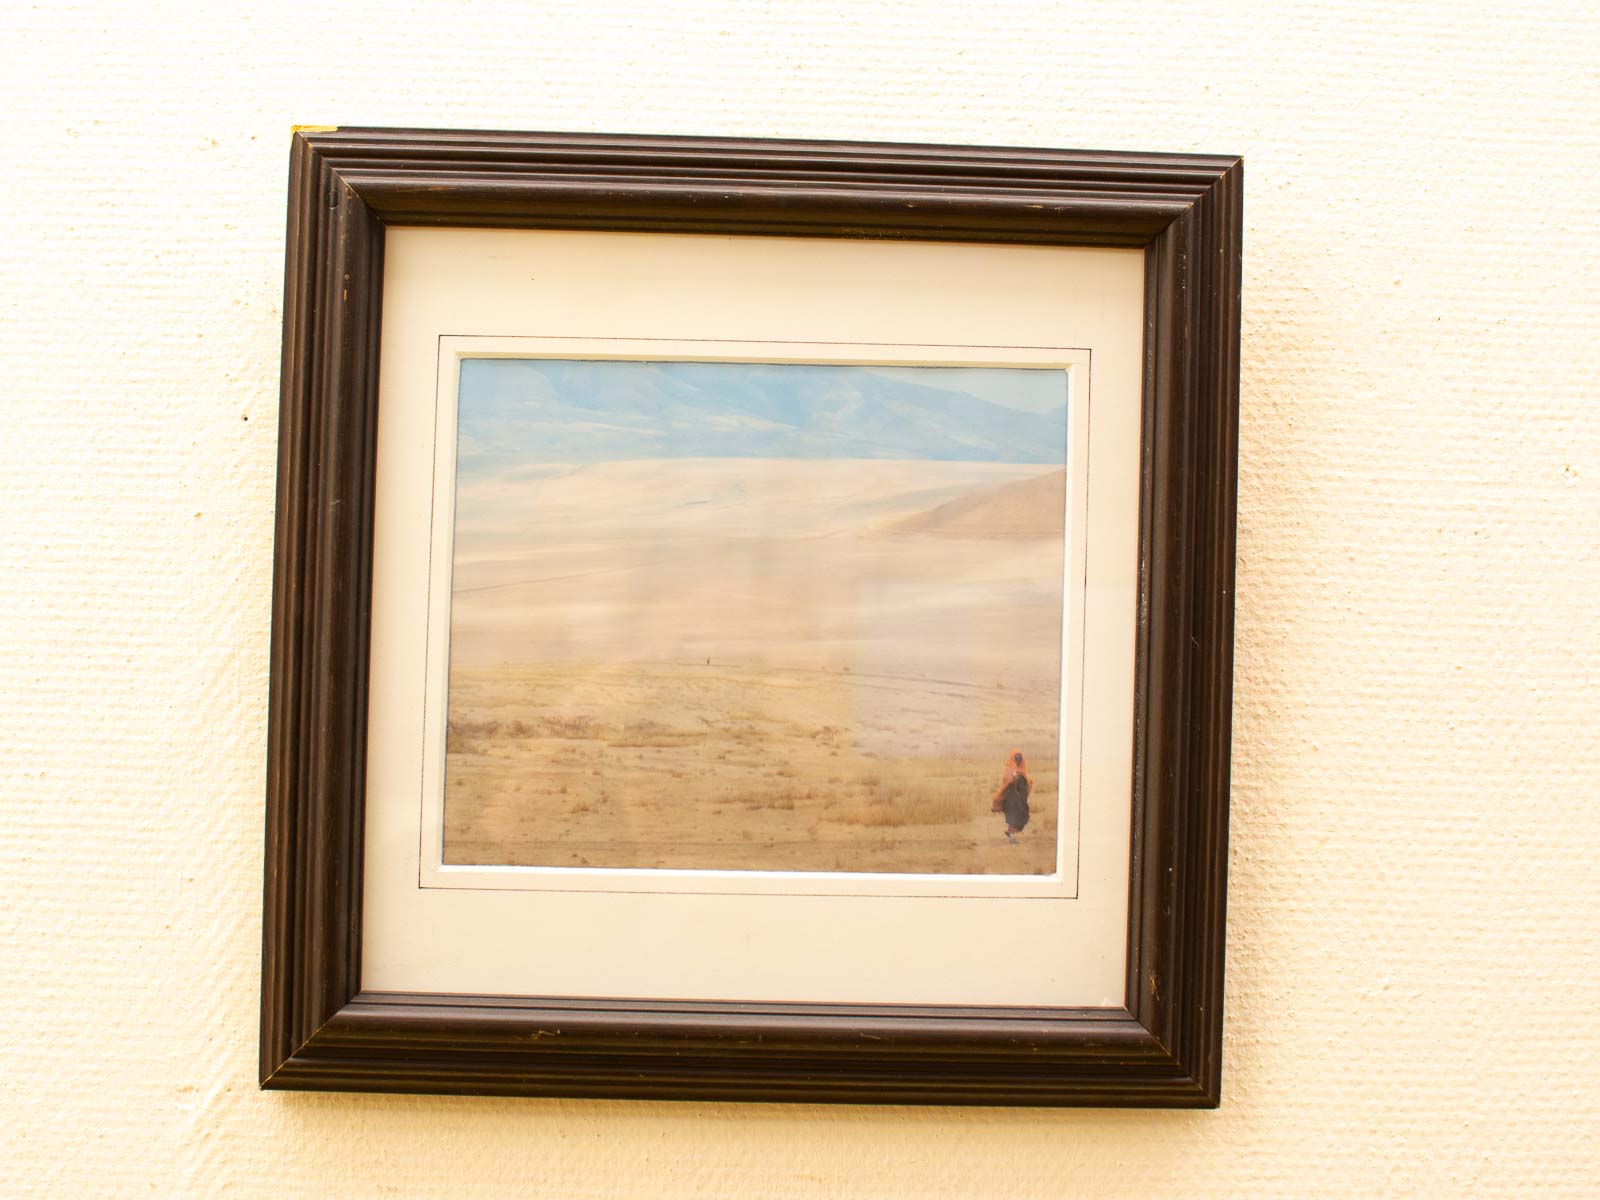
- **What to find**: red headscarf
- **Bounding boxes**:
[1003,748,1030,786]
[993,749,1031,810]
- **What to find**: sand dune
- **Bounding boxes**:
[887,468,1066,538]
[443,458,1066,874]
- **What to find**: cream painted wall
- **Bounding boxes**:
[4,2,1597,1195]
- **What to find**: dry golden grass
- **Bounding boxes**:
[443,660,1059,875]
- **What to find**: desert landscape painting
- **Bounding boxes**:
[442,359,1069,875]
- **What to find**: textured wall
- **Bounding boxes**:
[3,2,1597,1195]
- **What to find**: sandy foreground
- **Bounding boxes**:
[443,458,1066,874]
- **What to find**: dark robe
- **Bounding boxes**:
[1000,774,1031,831]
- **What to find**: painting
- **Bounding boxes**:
[440,358,1070,876]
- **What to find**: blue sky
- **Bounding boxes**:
[456,358,1069,469]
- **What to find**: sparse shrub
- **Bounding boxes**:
[544,714,594,738]
[823,782,977,829]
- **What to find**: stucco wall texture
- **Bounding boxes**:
[3,2,1597,1196]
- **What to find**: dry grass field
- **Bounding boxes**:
[442,458,1066,875]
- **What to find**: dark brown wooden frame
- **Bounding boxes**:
[262,127,1241,1106]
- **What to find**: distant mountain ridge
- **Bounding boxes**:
[456,359,1068,469]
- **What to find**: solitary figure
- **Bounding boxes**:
[991,749,1032,843]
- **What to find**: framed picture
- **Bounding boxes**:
[262,128,1242,1105]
